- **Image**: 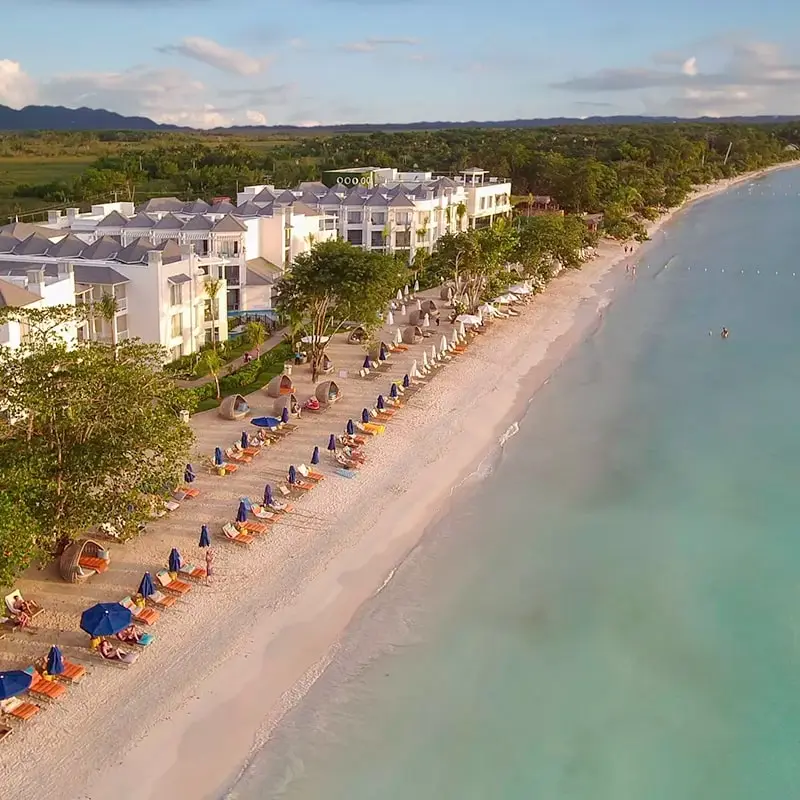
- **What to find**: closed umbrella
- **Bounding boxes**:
[241,431,249,449]
[403,374,410,388]
[361,408,371,424]
[396,289,403,301]
[363,355,372,370]
[416,299,422,311]
[0,670,32,700]
[138,572,155,599]
[422,313,430,328]
[199,525,211,548]
[422,351,430,370]
[394,329,402,345]
[431,344,438,362]
[236,501,247,523]
[400,303,407,315]
[169,548,182,573]
[440,335,448,353]
[390,383,399,399]
[311,446,320,465]
[46,645,64,676]
[184,464,196,484]
[288,465,298,485]
[458,321,466,338]
[377,395,386,410]
[327,434,336,452]
[413,279,420,292]
[387,311,394,326]
[379,344,388,361]
[214,447,224,466]
[80,602,132,638]
[281,407,290,424]
[403,284,410,297]
[264,484,274,506]
[346,419,355,436]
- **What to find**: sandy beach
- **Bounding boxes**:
[0,163,792,800]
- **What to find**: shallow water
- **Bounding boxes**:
[228,169,800,800]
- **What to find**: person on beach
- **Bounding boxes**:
[631,265,637,277]
[721,327,729,339]
[116,625,146,645]
[205,547,215,583]
[99,638,128,661]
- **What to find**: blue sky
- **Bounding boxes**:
[1,0,799,127]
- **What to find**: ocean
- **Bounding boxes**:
[227,168,800,800]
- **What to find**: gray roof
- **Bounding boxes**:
[0,234,19,253]
[212,214,247,233]
[97,210,129,228]
[124,212,156,229]
[153,213,184,230]
[183,199,210,214]
[365,192,389,207]
[0,222,60,240]
[434,176,458,189]
[252,188,276,203]
[319,190,343,205]
[13,233,53,256]
[116,238,157,264]
[157,240,184,264]
[46,234,87,259]
[182,215,213,231]
[300,191,324,205]
[136,197,184,214]
[209,200,237,214]
[233,201,262,217]
[167,273,191,284]
[274,190,298,205]
[80,236,121,261]
[73,265,129,286]
[257,203,275,217]
[388,194,415,208]
[0,278,40,308]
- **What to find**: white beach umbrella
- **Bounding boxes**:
[422,351,430,370]
[458,321,467,338]
[413,279,420,293]
[431,344,438,362]
[401,303,407,316]
[451,330,459,347]
[422,312,430,328]
[455,314,482,327]
[416,298,422,311]
[508,283,531,295]
[440,334,449,353]
[394,328,402,345]
[410,359,419,378]
[404,284,410,298]
[387,311,395,326]
[396,289,403,301]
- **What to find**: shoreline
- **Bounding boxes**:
[1,161,795,800]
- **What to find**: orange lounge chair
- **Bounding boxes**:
[225,448,252,464]
[79,555,109,574]
[143,588,176,609]
[26,668,67,701]
[0,697,39,721]
[222,523,254,545]
[239,520,271,535]
[120,596,160,625]
[298,464,324,482]
[156,570,192,596]
[178,563,207,581]
[209,457,238,475]
[177,486,200,499]
[55,659,86,683]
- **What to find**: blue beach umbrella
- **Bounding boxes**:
[327,434,336,452]
[281,407,290,424]
[311,446,320,465]
[184,464,196,484]
[46,645,64,676]
[138,572,155,599]
[80,602,133,638]
[377,395,386,410]
[214,447,224,466]
[264,484,274,506]
[236,500,248,523]
[363,355,372,369]
[251,416,280,429]
[168,548,182,573]
[361,408,371,424]
[390,383,399,399]
[199,524,211,548]
[346,419,355,436]
[379,344,388,361]
[0,670,33,700]
[241,431,249,449]
[288,465,298,484]
[402,374,410,388]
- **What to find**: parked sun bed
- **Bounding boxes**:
[155,570,192,596]
[120,596,160,626]
[26,668,67,701]
[4,590,43,623]
[238,520,271,535]
[0,697,39,721]
[298,464,325,482]
[225,448,253,464]
[142,588,176,609]
[222,523,254,545]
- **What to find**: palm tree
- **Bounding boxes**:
[245,320,266,356]
[96,292,119,358]
[456,202,467,231]
[199,349,223,400]
[204,277,222,350]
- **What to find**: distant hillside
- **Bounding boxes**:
[0,104,799,133]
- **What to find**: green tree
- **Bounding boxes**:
[244,320,267,355]
[95,292,119,356]
[204,277,223,350]
[0,311,194,565]
[199,349,223,399]
[275,240,405,382]
[0,490,43,586]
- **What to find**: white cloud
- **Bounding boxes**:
[245,109,267,125]
[158,36,269,76]
[0,60,38,108]
[681,57,698,77]
[340,37,419,53]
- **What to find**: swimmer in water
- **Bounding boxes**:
[721,327,729,339]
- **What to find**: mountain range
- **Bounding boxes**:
[1,104,800,133]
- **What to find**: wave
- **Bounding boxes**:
[372,567,397,597]
[498,421,519,447]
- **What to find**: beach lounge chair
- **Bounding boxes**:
[175,486,200,499]
[178,562,207,581]
[142,588,176,609]
[238,520,271,535]
[96,645,139,667]
[0,725,11,742]
[207,457,238,476]
[164,499,181,513]
[250,504,276,521]
[155,570,192,596]
[0,697,39,721]
[356,421,385,436]
[116,629,154,648]
[25,667,68,701]
[120,596,160,626]
[225,448,252,465]
[4,590,43,623]
[298,464,324,482]
[222,523,254,546]
[46,658,86,684]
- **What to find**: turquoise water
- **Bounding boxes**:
[229,169,800,800]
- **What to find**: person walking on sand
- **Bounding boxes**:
[205,547,215,583]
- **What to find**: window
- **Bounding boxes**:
[224,264,240,285]
[347,210,363,224]
[346,229,363,246]
[171,344,182,361]
[218,238,240,257]
[169,282,182,306]
[171,313,182,338]
[395,211,410,226]
[227,288,240,311]
[199,239,210,256]
[371,230,385,247]
[480,197,487,210]
[116,314,129,337]
[371,212,386,226]
[322,216,336,231]
[395,230,411,248]
[417,229,427,243]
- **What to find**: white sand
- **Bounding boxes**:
[0,164,792,800]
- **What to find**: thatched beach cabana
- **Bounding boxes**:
[265,374,294,398]
[273,393,299,416]
[218,394,250,420]
[420,299,439,315]
[440,284,454,301]
[402,325,423,344]
[408,310,423,327]
[369,341,391,361]
[315,380,341,406]
[347,326,367,344]
[59,539,110,584]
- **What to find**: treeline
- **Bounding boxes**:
[10,124,800,223]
